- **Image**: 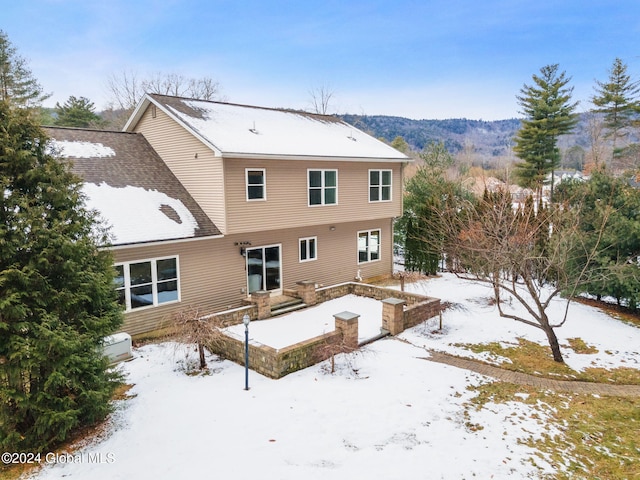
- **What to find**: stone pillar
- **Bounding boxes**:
[296,280,317,306]
[252,290,271,320]
[333,311,359,349]
[382,298,406,335]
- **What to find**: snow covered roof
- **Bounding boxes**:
[125,94,410,162]
[44,127,222,246]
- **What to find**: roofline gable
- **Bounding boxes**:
[123,94,224,157]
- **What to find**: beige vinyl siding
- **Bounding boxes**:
[113,219,393,336]
[224,159,402,234]
[135,106,227,232]
[228,219,393,290]
[275,220,394,287]
[112,238,248,336]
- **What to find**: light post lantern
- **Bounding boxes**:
[243,314,250,390]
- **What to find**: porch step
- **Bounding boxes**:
[271,298,307,316]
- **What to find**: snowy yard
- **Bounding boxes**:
[29,274,640,480]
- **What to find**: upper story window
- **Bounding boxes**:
[246,169,266,201]
[308,169,337,206]
[358,229,380,263]
[114,257,179,311]
[369,169,392,202]
[299,236,317,262]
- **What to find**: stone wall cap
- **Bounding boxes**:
[333,311,360,321]
[382,297,406,305]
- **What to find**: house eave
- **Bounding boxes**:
[220,152,411,163]
[101,233,224,251]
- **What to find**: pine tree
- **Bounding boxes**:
[400,142,469,275]
[0,100,123,452]
[53,95,104,128]
[514,64,578,199]
[0,30,50,108]
[555,172,640,309]
[591,57,640,167]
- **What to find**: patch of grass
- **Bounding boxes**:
[466,382,640,480]
[455,338,640,385]
[579,367,640,385]
[566,337,598,354]
[0,463,36,480]
[112,382,135,400]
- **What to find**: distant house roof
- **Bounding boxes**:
[124,94,410,162]
[44,127,222,247]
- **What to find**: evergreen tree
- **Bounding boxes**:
[399,142,469,275]
[591,57,640,167]
[391,136,410,154]
[0,100,122,452]
[513,64,578,199]
[0,30,50,108]
[53,95,104,128]
[555,172,640,309]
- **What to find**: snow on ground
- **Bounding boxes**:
[396,273,640,372]
[30,273,640,480]
[224,294,383,348]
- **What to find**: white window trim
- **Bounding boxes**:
[246,168,266,201]
[246,243,283,295]
[368,169,393,203]
[307,168,338,206]
[115,256,180,312]
[299,236,318,263]
[357,229,381,264]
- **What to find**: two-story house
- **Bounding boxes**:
[46,94,409,336]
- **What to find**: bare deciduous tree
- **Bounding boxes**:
[169,306,225,370]
[393,271,431,292]
[315,337,358,374]
[308,84,335,114]
[105,70,224,127]
[584,112,608,172]
[431,190,610,362]
[106,70,143,111]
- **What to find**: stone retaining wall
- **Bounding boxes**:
[208,281,441,379]
[211,314,357,379]
[202,304,257,328]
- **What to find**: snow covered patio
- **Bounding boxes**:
[224,294,386,348]
[214,282,440,378]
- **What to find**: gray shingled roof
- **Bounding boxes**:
[43,127,221,246]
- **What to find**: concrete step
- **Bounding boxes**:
[271,301,307,316]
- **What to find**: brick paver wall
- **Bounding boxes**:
[208,282,441,378]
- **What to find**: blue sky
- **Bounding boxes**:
[2,0,639,120]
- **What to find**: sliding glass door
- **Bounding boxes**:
[246,245,281,294]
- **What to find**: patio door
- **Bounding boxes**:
[246,245,282,295]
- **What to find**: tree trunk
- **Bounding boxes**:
[198,342,206,369]
[543,327,564,363]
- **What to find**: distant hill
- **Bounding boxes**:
[340,113,612,163]
[340,114,522,158]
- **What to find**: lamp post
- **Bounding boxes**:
[243,314,250,390]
